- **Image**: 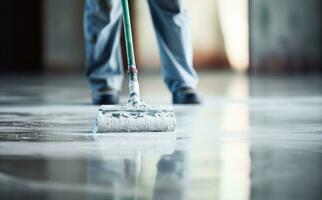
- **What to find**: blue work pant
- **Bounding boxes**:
[84,0,198,98]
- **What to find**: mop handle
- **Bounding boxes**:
[121,0,140,98]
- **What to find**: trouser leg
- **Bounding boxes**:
[147,0,198,93]
[84,0,124,98]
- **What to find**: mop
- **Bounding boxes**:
[93,0,176,133]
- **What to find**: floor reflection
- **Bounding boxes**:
[0,134,178,200]
[86,149,188,200]
[86,134,178,200]
[1,72,322,200]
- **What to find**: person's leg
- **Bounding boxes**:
[147,0,198,94]
[84,0,123,104]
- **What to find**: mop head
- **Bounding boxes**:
[93,104,176,133]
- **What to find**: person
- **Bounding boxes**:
[84,0,201,105]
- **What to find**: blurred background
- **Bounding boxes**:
[0,0,320,74]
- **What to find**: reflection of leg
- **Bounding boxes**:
[147,0,198,93]
[124,157,141,186]
[154,151,186,200]
[87,156,141,199]
[84,0,124,103]
[87,158,125,200]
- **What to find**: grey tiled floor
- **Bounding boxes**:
[0,71,321,200]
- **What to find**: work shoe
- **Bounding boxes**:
[92,89,120,105]
[172,87,201,104]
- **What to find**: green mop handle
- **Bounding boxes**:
[121,0,140,99]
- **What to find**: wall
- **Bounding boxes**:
[0,1,42,72]
[250,0,322,73]
[134,0,228,69]
[43,0,85,71]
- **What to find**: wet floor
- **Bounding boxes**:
[0,71,322,200]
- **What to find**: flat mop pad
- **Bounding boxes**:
[94,104,176,133]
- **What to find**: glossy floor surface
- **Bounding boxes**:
[0,71,322,200]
